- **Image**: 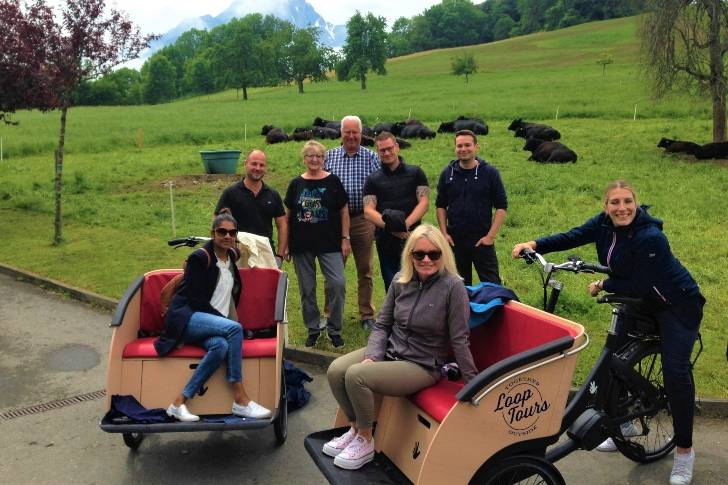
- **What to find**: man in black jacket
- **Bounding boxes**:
[363,132,429,292]
[436,130,508,285]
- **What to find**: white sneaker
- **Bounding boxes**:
[322,427,357,457]
[333,434,375,470]
[232,400,272,419]
[596,421,640,452]
[670,449,695,485]
[166,403,199,422]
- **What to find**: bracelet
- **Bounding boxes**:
[342,235,351,240]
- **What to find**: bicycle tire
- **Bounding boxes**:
[472,455,565,485]
[608,342,676,463]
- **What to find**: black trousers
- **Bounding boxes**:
[452,234,501,286]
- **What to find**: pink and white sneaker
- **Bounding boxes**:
[322,427,357,457]
[333,434,375,470]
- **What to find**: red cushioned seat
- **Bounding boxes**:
[406,303,581,424]
[123,337,277,359]
[410,379,464,423]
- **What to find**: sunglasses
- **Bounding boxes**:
[411,250,442,261]
[214,228,238,237]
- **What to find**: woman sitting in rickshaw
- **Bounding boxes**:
[324,224,478,470]
[155,209,271,422]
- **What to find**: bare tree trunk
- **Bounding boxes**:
[708,1,727,141]
[243,85,248,100]
[54,105,68,244]
[360,74,366,90]
[297,78,304,94]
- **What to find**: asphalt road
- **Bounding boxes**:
[1,272,725,484]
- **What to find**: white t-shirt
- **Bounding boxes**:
[209,257,235,317]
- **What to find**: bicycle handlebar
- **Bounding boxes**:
[519,249,611,275]
[167,236,210,248]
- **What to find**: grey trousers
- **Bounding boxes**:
[327,348,439,429]
[293,251,345,336]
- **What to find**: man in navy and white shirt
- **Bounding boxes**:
[325,115,380,330]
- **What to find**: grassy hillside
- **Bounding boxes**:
[1,16,726,397]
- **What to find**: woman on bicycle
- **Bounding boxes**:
[324,224,478,470]
[512,180,704,485]
[155,209,271,422]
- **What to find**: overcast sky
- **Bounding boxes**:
[108,0,441,34]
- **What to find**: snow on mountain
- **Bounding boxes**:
[148,0,346,54]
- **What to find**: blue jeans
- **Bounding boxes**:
[180,312,243,400]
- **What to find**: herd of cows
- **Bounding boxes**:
[260,116,728,163]
[261,115,579,164]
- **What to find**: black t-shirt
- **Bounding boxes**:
[215,181,285,242]
[284,174,348,254]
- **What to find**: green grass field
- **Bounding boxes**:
[1,16,726,397]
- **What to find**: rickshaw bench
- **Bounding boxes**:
[120,269,280,360]
[106,267,287,415]
[408,301,581,424]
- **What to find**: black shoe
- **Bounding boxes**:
[305,332,320,347]
[361,319,375,332]
[329,334,344,348]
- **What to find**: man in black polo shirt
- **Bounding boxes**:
[363,132,429,291]
[215,149,288,258]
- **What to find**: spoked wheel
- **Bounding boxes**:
[608,343,676,463]
[473,456,565,485]
[122,432,144,450]
[273,368,287,445]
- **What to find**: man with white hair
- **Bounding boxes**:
[325,115,380,331]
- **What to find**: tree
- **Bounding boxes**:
[640,0,728,142]
[388,17,413,57]
[0,0,59,124]
[143,55,177,103]
[338,12,388,90]
[182,54,215,95]
[283,27,334,94]
[596,53,614,76]
[0,0,151,243]
[452,52,479,83]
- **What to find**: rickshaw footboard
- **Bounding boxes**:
[99,412,278,434]
[304,428,410,485]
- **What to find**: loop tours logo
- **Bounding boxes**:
[493,377,550,436]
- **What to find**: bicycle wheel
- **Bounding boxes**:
[608,342,676,463]
[472,455,565,485]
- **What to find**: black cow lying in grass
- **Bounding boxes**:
[262,125,289,144]
[515,125,561,141]
[392,120,436,139]
[373,122,393,134]
[313,117,341,134]
[657,138,701,155]
[509,118,561,141]
[438,116,488,135]
[523,138,577,163]
[694,141,728,159]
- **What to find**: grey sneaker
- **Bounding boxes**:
[670,449,695,485]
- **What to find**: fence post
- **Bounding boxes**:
[169,181,176,238]
[555,106,560,121]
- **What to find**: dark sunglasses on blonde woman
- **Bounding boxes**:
[214,228,238,237]
[411,250,442,261]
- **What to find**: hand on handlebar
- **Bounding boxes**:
[588,280,603,297]
[512,241,537,259]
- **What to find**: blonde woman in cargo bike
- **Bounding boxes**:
[155,209,271,422]
[324,224,478,470]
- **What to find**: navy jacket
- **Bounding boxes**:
[535,207,700,305]
[154,241,241,356]
[435,158,507,238]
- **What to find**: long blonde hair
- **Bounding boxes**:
[397,224,458,283]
